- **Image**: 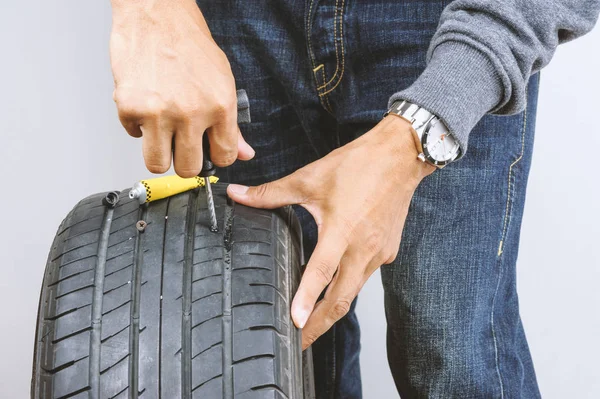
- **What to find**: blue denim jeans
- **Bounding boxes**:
[199,1,541,397]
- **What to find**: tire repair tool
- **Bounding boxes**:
[128,89,251,232]
[200,133,218,232]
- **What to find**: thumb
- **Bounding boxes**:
[227,174,302,209]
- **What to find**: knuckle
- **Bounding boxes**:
[312,261,335,285]
[142,94,168,117]
[212,96,236,120]
[329,298,351,320]
[254,183,272,200]
[365,230,384,255]
[115,99,137,120]
[303,332,320,347]
[114,89,167,120]
[383,250,398,265]
[212,151,237,167]
[338,215,356,245]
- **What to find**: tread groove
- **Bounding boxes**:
[191,273,222,284]
[129,205,146,399]
[192,341,222,360]
[103,281,131,296]
[191,374,221,392]
[55,386,91,399]
[232,353,275,365]
[246,252,271,257]
[108,386,128,399]
[233,266,272,272]
[44,305,90,321]
[191,291,222,304]
[41,355,89,375]
[182,190,198,397]
[57,216,102,236]
[104,262,133,278]
[51,242,97,262]
[100,353,130,374]
[249,282,286,302]
[231,301,273,309]
[101,299,132,316]
[222,202,234,399]
[58,254,97,270]
[48,268,95,287]
[191,314,222,330]
[89,206,114,399]
[111,207,139,221]
[193,257,223,266]
[52,326,92,345]
[158,198,171,399]
[235,240,272,245]
[107,235,136,249]
[250,384,289,399]
[105,249,134,263]
[101,323,129,343]
[55,284,95,299]
[250,384,288,399]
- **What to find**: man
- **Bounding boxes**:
[109,0,599,397]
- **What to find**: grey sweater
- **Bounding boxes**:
[389,0,600,156]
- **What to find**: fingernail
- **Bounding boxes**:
[241,140,255,157]
[293,308,310,329]
[228,184,249,195]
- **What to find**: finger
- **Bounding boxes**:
[226,170,306,209]
[119,118,143,138]
[237,129,255,161]
[291,227,349,329]
[172,123,205,178]
[301,251,369,350]
[140,119,173,174]
[206,101,238,167]
[113,88,157,138]
[114,90,143,138]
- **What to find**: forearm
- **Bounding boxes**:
[390,0,600,155]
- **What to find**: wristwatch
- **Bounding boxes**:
[385,100,461,168]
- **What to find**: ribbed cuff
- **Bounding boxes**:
[388,41,503,158]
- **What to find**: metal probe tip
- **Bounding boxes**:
[205,179,218,232]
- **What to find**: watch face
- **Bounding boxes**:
[422,119,460,165]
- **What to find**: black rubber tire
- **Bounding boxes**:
[31,183,315,399]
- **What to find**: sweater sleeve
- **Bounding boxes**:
[388,0,600,156]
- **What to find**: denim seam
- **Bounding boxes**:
[306,0,318,71]
[320,67,335,114]
[318,1,346,96]
[316,0,344,90]
[491,104,529,399]
[497,105,529,257]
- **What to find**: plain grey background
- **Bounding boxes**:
[1,2,598,398]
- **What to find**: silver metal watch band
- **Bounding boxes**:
[386,100,436,136]
[385,100,460,168]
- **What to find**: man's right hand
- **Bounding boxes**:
[110,0,254,177]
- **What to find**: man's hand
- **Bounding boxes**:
[227,116,435,349]
[110,0,254,177]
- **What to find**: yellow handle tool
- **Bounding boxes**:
[128,175,219,204]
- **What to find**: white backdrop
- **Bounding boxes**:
[0,2,598,398]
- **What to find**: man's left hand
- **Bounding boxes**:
[227,116,434,349]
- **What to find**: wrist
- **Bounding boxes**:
[377,116,436,183]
